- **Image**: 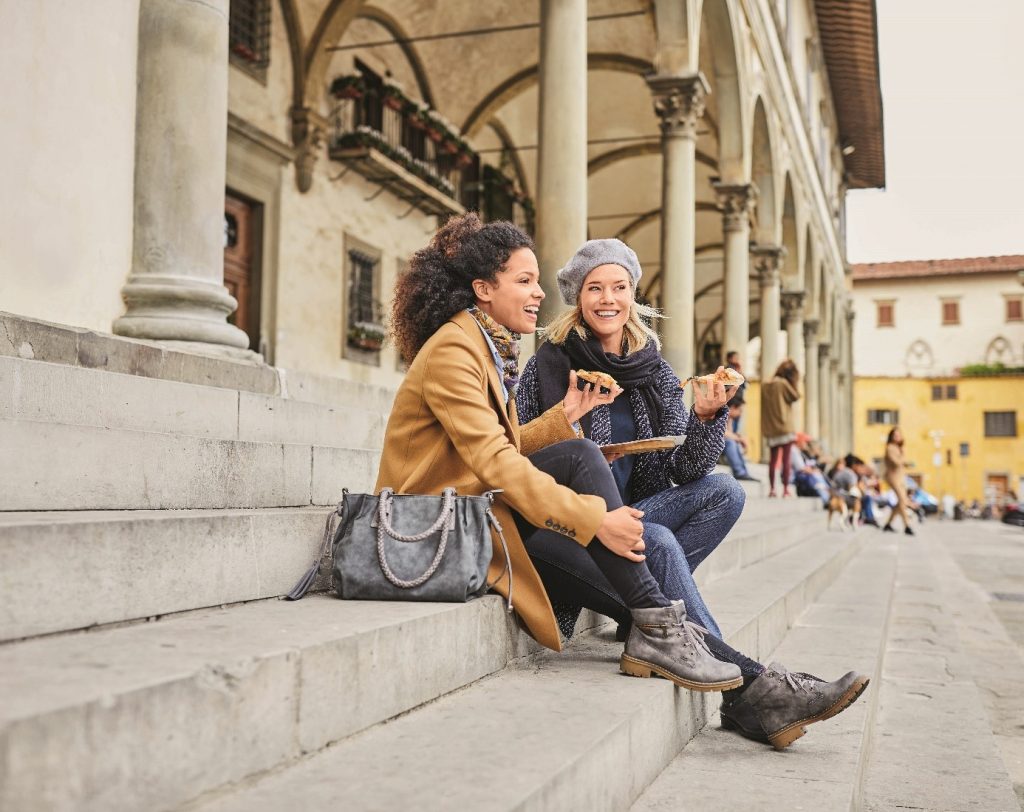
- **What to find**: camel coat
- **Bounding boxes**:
[374,310,606,651]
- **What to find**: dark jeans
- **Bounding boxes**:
[518,440,763,679]
[512,439,668,611]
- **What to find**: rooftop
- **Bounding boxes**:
[851,255,1024,281]
[815,0,886,189]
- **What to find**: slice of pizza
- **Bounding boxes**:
[576,369,618,394]
[680,367,745,390]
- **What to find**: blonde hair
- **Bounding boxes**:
[542,295,663,355]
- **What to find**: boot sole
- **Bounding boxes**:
[765,675,871,751]
[620,654,744,692]
[720,713,804,745]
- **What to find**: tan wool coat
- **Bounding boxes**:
[760,377,801,440]
[374,309,606,651]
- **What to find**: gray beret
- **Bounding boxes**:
[556,239,642,305]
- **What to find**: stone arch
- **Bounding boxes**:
[461,53,654,137]
[355,6,436,106]
[780,173,799,287]
[652,0,697,74]
[750,97,777,244]
[303,0,366,106]
[587,143,719,176]
[985,336,1014,365]
[486,119,530,199]
[906,339,934,375]
[698,0,746,180]
[279,0,306,109]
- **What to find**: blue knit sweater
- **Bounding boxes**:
[516,353,727,503]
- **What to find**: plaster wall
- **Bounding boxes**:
[852,274,1024,377]
[0,1,140,333]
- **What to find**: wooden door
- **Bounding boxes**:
[224,193,261,350]
[986,474,1009,502]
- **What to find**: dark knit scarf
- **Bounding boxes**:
[534,329,665,436]
[468,306,521,397]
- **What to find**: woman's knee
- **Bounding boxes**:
[706,472,747,516]
[642,522,688,567]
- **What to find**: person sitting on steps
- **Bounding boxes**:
[514,237,868,749]
[723,396,758,482]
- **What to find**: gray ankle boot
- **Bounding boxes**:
[720,662,869,749]
[620,602,743,692]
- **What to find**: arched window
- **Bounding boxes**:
[905,339,933,375]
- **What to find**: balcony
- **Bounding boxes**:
[327,74,534,230]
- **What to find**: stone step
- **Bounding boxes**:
[0,497,823,643]
[178,532,865,812]
[0,525,862,812]
[0,311,398,412]
[633,533,898,810]
[0,355,388,448]
[859,534,1019,811]
[0,418,378,512]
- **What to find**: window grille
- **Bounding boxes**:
[229,0,271,69]
[348,250,378,325]
[984,411,1017,438]
[867,409,899,426]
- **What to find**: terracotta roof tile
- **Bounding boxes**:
[851,255,1024,281]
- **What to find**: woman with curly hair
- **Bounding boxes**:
[515,238,868,749]
[377,213,741,694]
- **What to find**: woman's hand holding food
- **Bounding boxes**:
[595,506,646,561]
[562,370,623,426]
[691,366,734,422]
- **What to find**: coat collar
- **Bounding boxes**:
[450,310,516,435]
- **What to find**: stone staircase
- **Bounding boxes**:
[1,315,1018,811]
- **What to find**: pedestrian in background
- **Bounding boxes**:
[760,359,801,498]
[723,396,758,481]
[882,427,915,536]
[725,350,748,432]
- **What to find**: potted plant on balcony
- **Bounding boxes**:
[381,79,406,111]
[329,74,365,100]
[347,320,387,352]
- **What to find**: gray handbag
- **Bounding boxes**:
[286,488,513,610]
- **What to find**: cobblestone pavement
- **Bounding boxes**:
[935,517,1024,809]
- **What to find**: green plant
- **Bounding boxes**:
[329,74,365,99]
[959,362,1024,376]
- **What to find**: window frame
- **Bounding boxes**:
[940,298,960,326]
[875,299,895,328]
[342,236,383,365]
[1006,295,1023,323]
[867,408,900,426]
[984,411,1017,438]
[229,0,272,83]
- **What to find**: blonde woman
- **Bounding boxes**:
[517,239,868,748]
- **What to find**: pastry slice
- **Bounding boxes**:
[680,367,745,390]
[576,369,617,394]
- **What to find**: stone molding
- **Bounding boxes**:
[751,244,787,288]
[803,319,820,344]
[713,180,758,232]
[818,342,832,362]
[646,73,710,139]
[782,290,806,322]
[290,106,328,194]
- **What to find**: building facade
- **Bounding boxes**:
[851,256,1024,502]
[1,0,884,453]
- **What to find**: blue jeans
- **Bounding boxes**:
[631,474,747,638]
[795,470,830,504]
[723,437,750,478]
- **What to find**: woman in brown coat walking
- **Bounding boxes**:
[377,213,740,692]
[760,359,801,497]
[882,427,914,535]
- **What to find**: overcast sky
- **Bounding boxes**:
[845,0,1024,263]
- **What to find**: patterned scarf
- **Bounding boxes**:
[468,306,521,397]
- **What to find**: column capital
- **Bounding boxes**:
[781,290,806,322]
[750,243,786,288]
[830,358,841,372]
[290,106,328,193]
[712,180,758,232]
[818,342,832,362]
[845,304,856,324]
[803,319,820,344]
[647,73,710,139]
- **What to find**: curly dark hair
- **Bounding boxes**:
[391,213,534,363]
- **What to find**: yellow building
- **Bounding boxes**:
[853,375,1023,502]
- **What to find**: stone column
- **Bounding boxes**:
[113,0,252,356]
[647,73,709,375]
[536,0,588,323]
[818,342,832,451]
[781,291,806,375]
[803,320,820,439]
[831,358,842,452]
[845,306,856,455]
[751,245,785,383]
[713,181,758,368]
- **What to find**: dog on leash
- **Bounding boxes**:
[827,487,862,532]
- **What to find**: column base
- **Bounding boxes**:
[113,274,254,356]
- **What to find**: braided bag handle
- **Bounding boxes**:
[375,487,456,589]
